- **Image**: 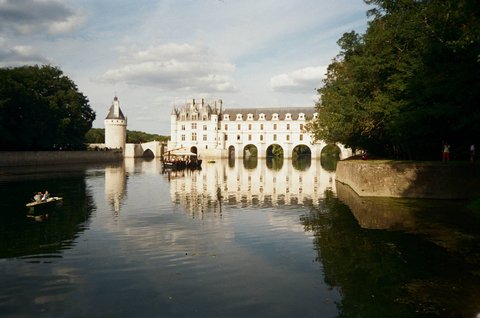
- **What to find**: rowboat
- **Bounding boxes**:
[26,197,63,208]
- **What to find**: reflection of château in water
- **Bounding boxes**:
[167,159,336,215]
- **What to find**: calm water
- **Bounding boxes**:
[0,158,479,318]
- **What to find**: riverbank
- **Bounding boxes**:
[0,151,123,167]
[336,159,480,199]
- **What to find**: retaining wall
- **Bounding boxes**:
[335,160,480,199]
[0,151,123,167]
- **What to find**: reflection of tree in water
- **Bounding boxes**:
[292,155,311,171]
[300,190,480,318]
[0,174,95,258]
[321,144,340,172]
[243,156,258,169]
[266,156,283,170]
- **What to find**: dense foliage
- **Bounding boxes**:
[308,0,480,159]
[85,128,169,144]
[0,65,95,150]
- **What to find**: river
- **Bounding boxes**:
[0,158,479,318]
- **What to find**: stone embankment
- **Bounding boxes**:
[0,151,123,167]
[336,160,480,199]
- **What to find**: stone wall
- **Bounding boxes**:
[0,151,123,167]
[336,160,480,199]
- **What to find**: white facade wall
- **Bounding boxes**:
[167,99,352,160]
[105,119,127,150]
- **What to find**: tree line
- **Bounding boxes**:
[0,65,95,150]
[86,128,168,144]
[308,0,480,160]
[0,65,168,150]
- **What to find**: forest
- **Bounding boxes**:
[308,0,480,160]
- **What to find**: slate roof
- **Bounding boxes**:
[221,107,315,120]
[105,102,126,120]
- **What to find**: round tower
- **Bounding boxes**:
[104,96,127,151]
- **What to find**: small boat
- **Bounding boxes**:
[26,197,63,208]
[162,148,202,170]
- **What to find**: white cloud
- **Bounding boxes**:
[270,66,327,94]
[102,43,237,93]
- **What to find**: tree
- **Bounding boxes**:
[309,0,480,159]
[0,65,95,150]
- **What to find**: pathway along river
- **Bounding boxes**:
[0,158,479,317]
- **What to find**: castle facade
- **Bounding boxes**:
[168,98,351,159]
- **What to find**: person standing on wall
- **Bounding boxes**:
[442,142,450,161]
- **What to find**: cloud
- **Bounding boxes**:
[270,66,327,94]
[102,43,237,93]
[0,38,51,66]
[0,0,86,35]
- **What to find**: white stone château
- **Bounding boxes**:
[168,98,351,159]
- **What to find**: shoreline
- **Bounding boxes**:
[0,151,123,167]
[336,159,480,199]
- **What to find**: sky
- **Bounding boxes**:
[0,0,370,135]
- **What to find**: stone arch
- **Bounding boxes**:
[243,144,258,158]
[292,144,312,158]
[228,145,235,159]
[266,144,284,158]
[142,149,154,158]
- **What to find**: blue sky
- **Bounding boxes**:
[0,0,370,134]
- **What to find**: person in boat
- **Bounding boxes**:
[42,190,50,201]
[33,192,43,203]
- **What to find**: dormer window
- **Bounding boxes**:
[298,113,305,120]
[272,113,279,120]
[247,113,253,120]
[224,114,230,120]
[285,113,292,120]
[236,114,243,121]
[313,113,318,119]
[259,113,265,120]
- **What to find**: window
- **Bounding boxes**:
[300,134,303,141]
[247,114,253,120]
[192,114,197,120]
[248,135,252,141]
[203,115,207,121]
[237,135,240,141]
[225,135,228,141]
[287,135,290,141]
[260,124,264,130]
[272,113,278,120]
[259,113,265,120]
[260,135,263,141]
[237,124,241,130]
[192,123,197,129]
[181,124,185,131]
[273,124,277,130]
[181,134,185,141]
[203,134,207,141]
[203,125,207,130]
[248,124,252,130]
[273,134,277,141]
[286,124,290,130]
[300,124,304,131]
[299,113,305,120]
[224,114,230,120]
[192,132,197,141]
[236,114,243,120]
[286,113,292,120]
[225,124,228,130]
